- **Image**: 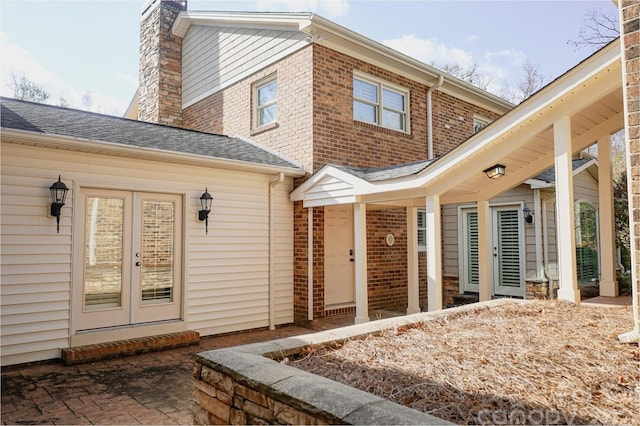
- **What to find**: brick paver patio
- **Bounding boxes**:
[1,325,314,425]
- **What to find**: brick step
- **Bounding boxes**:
[61,330,200,366]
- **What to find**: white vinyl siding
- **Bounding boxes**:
[1,143,295,365]
[301,175,358,207]
[182,25,307,108]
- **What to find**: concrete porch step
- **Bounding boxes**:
[61,330,200,366]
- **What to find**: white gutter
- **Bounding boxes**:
[427,75,444,160]
[268,172,285,331]
[1,129,305,178]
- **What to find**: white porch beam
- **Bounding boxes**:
[554,116,580,303]
[407,207,420,314]
[597,134,618,297]
[353,203,369,324]
[477,200,492,302]
[426,195,443,311]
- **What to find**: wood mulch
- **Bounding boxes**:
[288,301,639,425]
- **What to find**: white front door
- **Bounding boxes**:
[461,205,525,297]
[75,189,182,331]
[324,204,355,307]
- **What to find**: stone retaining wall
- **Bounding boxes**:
[193,299,517,424]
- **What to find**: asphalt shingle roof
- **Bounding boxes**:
[332,160,434,182]
[532,158,593,183]
[1,97,301,170]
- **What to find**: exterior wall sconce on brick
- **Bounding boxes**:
[198,188,213,234]
[49,175,69,233]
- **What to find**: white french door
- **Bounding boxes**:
[75,189,182,331]
[461,205,525,297]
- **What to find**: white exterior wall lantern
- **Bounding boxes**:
[49,175,69,233]
[483,164,506,179]
[198,188,213,234]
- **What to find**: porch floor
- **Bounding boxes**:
[308,296,634,330]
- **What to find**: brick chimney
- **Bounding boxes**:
[138,0,186,126]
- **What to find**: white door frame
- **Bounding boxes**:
[324,204,355,308]
[73,187,183,332]
[459,202,526,298]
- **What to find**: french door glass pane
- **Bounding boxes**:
[84,197,124,310]
[141,200,175,305]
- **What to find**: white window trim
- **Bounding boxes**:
[353,71,410,133]
[417,208,427,252]
[253,74,278,130]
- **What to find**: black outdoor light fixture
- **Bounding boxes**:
[49,175,69,233]
[483,164,506,179]
[198,188,213,234]
[523,205,533,224]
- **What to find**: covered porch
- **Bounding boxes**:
[292,40,624,323]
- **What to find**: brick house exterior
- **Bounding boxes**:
[135,1,513,322]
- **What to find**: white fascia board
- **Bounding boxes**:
[525,179,554,189]
[573,158,598,177]
[172,11,313,37]
[1,129,306,177]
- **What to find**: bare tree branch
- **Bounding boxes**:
[568,8,619,51]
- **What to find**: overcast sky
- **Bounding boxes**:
[0,0,618,116]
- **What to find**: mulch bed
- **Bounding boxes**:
[288,301,639,425]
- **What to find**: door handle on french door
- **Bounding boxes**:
[135,252,140,266]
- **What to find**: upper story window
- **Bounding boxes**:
[353,72,409,133]
[473,116,490,134]
[253,75,278,129]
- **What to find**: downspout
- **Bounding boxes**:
[268,172,284,331]
[427,75,444,160]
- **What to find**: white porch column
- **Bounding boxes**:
[426,195,443,311]
[477,199,492,302]
[554,116,580,303]
[354,202,369,324]
[597,134,618,297]
[308,207,314,321]
[407,207,420,314]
